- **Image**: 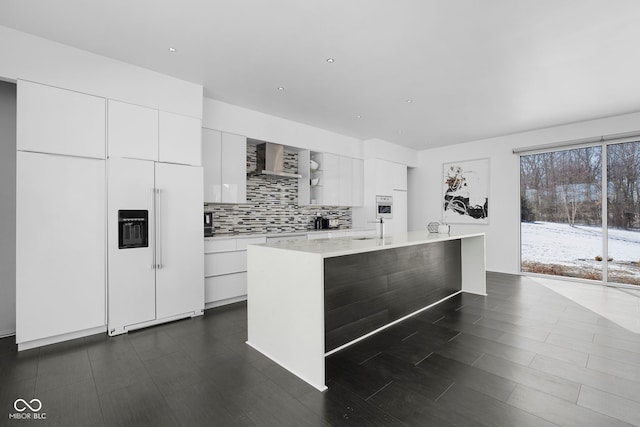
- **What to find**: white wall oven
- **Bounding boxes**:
[376,195,393,219]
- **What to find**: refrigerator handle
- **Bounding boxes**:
[156,188,163,269]
[152,187,157,270]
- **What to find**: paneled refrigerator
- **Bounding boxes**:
[107,157,204,335]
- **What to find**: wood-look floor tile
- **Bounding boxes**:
[578,384,640,426]
[507,383,634,427]
[473,353,581,403]
[530,354,640,404]
[436,382,557,427]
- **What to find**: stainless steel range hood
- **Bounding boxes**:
[254,142,302,178]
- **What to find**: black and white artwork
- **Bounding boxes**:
[442,158,489,224]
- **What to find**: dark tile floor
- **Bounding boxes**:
[1,272,640,426]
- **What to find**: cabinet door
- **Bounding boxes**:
[17,80,105,159]
[339,156,353,206]
[108,100,158,161]
[221,132,247,203]
[158,111,201,166]
[107,158,156,331]
[297,150,311,205]
[202,128,222,203]
[16,152,106,344]
[155,163,204,319]
[352,158,364,207]
[389,160,408,191]
[323,153,340,206]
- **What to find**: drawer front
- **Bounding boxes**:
[205,251,246,277]
[204,239,237,253]
[236,236,266,250]
[205,273,247,303]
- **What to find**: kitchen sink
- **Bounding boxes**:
[353,236,377,240]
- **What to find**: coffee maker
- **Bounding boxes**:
[204,212,214,237]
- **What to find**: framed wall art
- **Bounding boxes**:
[442,158,489,224]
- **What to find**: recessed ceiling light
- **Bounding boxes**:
[326,58,335,63]
[405,99,413,103]
[168,47,176,52]
[356,115,362,119]
[277,86,285,91]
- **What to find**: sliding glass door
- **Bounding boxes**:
[606,141,640,286]
[520,146,603,281]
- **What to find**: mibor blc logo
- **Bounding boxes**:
[8,398,46,420]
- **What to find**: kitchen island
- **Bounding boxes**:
[246,231,485,391]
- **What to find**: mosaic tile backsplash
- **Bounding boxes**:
[205,145,352,234]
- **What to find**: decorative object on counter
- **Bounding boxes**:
[309,159,319,171]
[442,157,489,224]
[328,219,339,228]
[427,221,440,233]
[438,223,450,234]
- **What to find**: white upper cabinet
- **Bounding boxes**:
[339,156,353,206]
[221,132,247,204]
[202,128,222,203]
[159,111,202,166]
[322,153,340,206]
[107,100,158,161]
[202,128,247,204]
[352,158,364,207]
[374,158,407,195]
[17,80,105,159]
[300,150,364,207]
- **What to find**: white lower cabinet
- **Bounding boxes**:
[204,236,265,307]
[16,152,106,349]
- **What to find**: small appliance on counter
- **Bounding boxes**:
[204,212,214,237]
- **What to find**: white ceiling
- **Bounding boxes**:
[3,0,640,150]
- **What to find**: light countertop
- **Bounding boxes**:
[204,227,375,241]
[250,230,485,258]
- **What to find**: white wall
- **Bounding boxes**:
[0,81,16,336]
[0,25,202,118]
[203,98,362,158]
[409,111,640,274]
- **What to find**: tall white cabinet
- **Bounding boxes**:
[354,158,408,235]
[16,80,107,350]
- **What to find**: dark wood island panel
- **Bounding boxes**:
[324,239,462,352]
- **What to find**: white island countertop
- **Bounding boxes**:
[253,230,485,258]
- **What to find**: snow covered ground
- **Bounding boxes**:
[521,221,640,284]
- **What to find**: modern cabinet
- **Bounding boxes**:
[107,157,204,335]
[108,101,201,166]
[107,100,158,161]
[202,128,247,204]
[17,80,105,159]
[352,158,364,206]
[204,236,266,307]
[159,111,202,166]
[299,150,364,207]
[16,152,106,349]
[358,158,408,234]
[339,156,353,206]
